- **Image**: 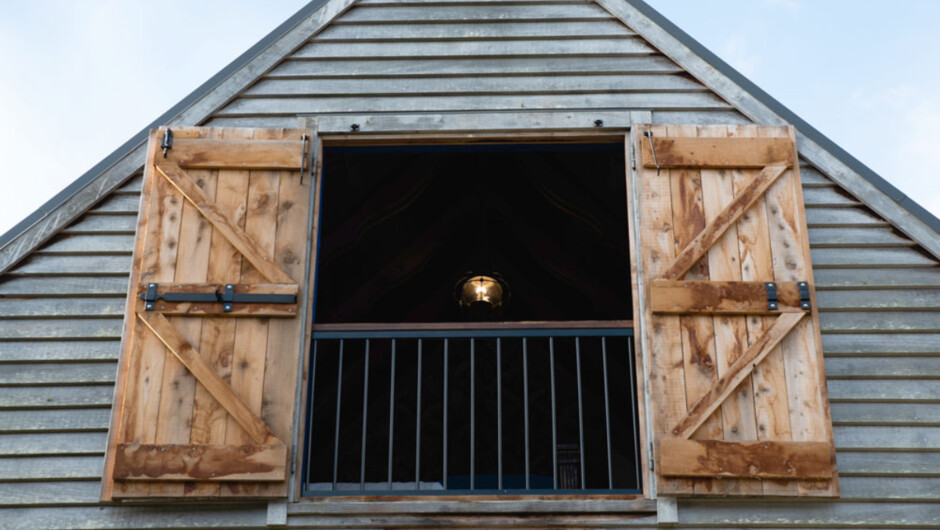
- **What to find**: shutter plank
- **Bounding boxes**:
[667,124,722,496]
[729,124,795,496]
[641,136,794,169]
[635,124,693,495]
[113,443,286,482]
[651,280,808,314]
[166,138,304,170]
[660,439,832,479]
[189,127,253,498]
[222,128,283,498]
[698,124,760,496]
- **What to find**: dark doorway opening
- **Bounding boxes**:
[314,143,631,323]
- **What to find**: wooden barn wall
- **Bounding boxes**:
[0,1,938,528]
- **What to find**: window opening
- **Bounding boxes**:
[303,142,640,495]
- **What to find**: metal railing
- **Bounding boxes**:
[302,326,641,495]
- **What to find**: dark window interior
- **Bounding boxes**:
[314,143,631,323]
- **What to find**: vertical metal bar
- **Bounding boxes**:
[602,337,613,489]
[304,339,319,493]
[470,338,475,490]
[360,340,370,490]
[332,340,344,491]
[576,337,586,490]
[627,337,641,485]
[387,339,396,489]
[549,337,557,490]
[523,338,530,490]
[443,339,449,490]
[497,338,503,490]
[415,339,422,490]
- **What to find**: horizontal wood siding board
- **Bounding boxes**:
[36,234,134,256]
[336,4,614,23]
[0,298,126,318]
[0,276,130,297]
[831,403,940,426]
[814,268,940,290]
[811,248,936,268]
[836,451,940,476]
[817,311,940,332]
[115,177,143,193]
[0,481,102,507]
[0,362,116,385]
[0,340,119,362]
[216,93,731,116]
[0,455,103,481]
[828,379,939,402]
[807,227,914,248]
[801,187,862,206]
[314,20,636,40]
[821,333,940,355]
[0,385,114,409]
[677,499,940,527]
[244,74,707,97]
[60,215,138,235]
[804,207,890,228]
[0,505,267,529]
[0,318,123,340]
[834,426,940,450]
[826,357,940,378]
[86,195,141,215]
[292,37,656,59]
[0,432,107,456]
[815,289,940,310]
[9,255,132,276]
[839,476,940,500]
[0,408,110,433]
[270,56,684,77]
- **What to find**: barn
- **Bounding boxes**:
[1,0,938,528]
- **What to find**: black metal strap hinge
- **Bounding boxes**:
[765,282,778,311]
[798,281,811,310]
[141,283,296,312]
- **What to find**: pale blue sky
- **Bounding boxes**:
[0,0,937,238]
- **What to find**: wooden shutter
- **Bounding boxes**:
[101,127,314,499]
[632,124,838,497]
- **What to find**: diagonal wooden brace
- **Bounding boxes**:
[671,312,805,439]
[137,312,282,446]
[155,162,294,284]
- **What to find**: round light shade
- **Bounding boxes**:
[458,275,505,309]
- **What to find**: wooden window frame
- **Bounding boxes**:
[289,112,654,508]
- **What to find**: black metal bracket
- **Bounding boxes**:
[161,129,173,158]
[300,134,309,185]
[765,282,778,311]
[141,283,296,312]
[643,131,660,175]
[798,281,811,310]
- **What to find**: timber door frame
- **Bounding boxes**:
[290,111,653,503]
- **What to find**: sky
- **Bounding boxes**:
[0,0,938,239]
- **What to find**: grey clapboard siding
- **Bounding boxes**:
[0,1,937,528]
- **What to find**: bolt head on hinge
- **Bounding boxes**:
[594,119,604,127]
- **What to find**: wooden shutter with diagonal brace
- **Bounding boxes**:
[632,124,838,497]
[101,127,314,499]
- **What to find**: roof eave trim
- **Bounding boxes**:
[0,0,355,274]
[598,0,940,259]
